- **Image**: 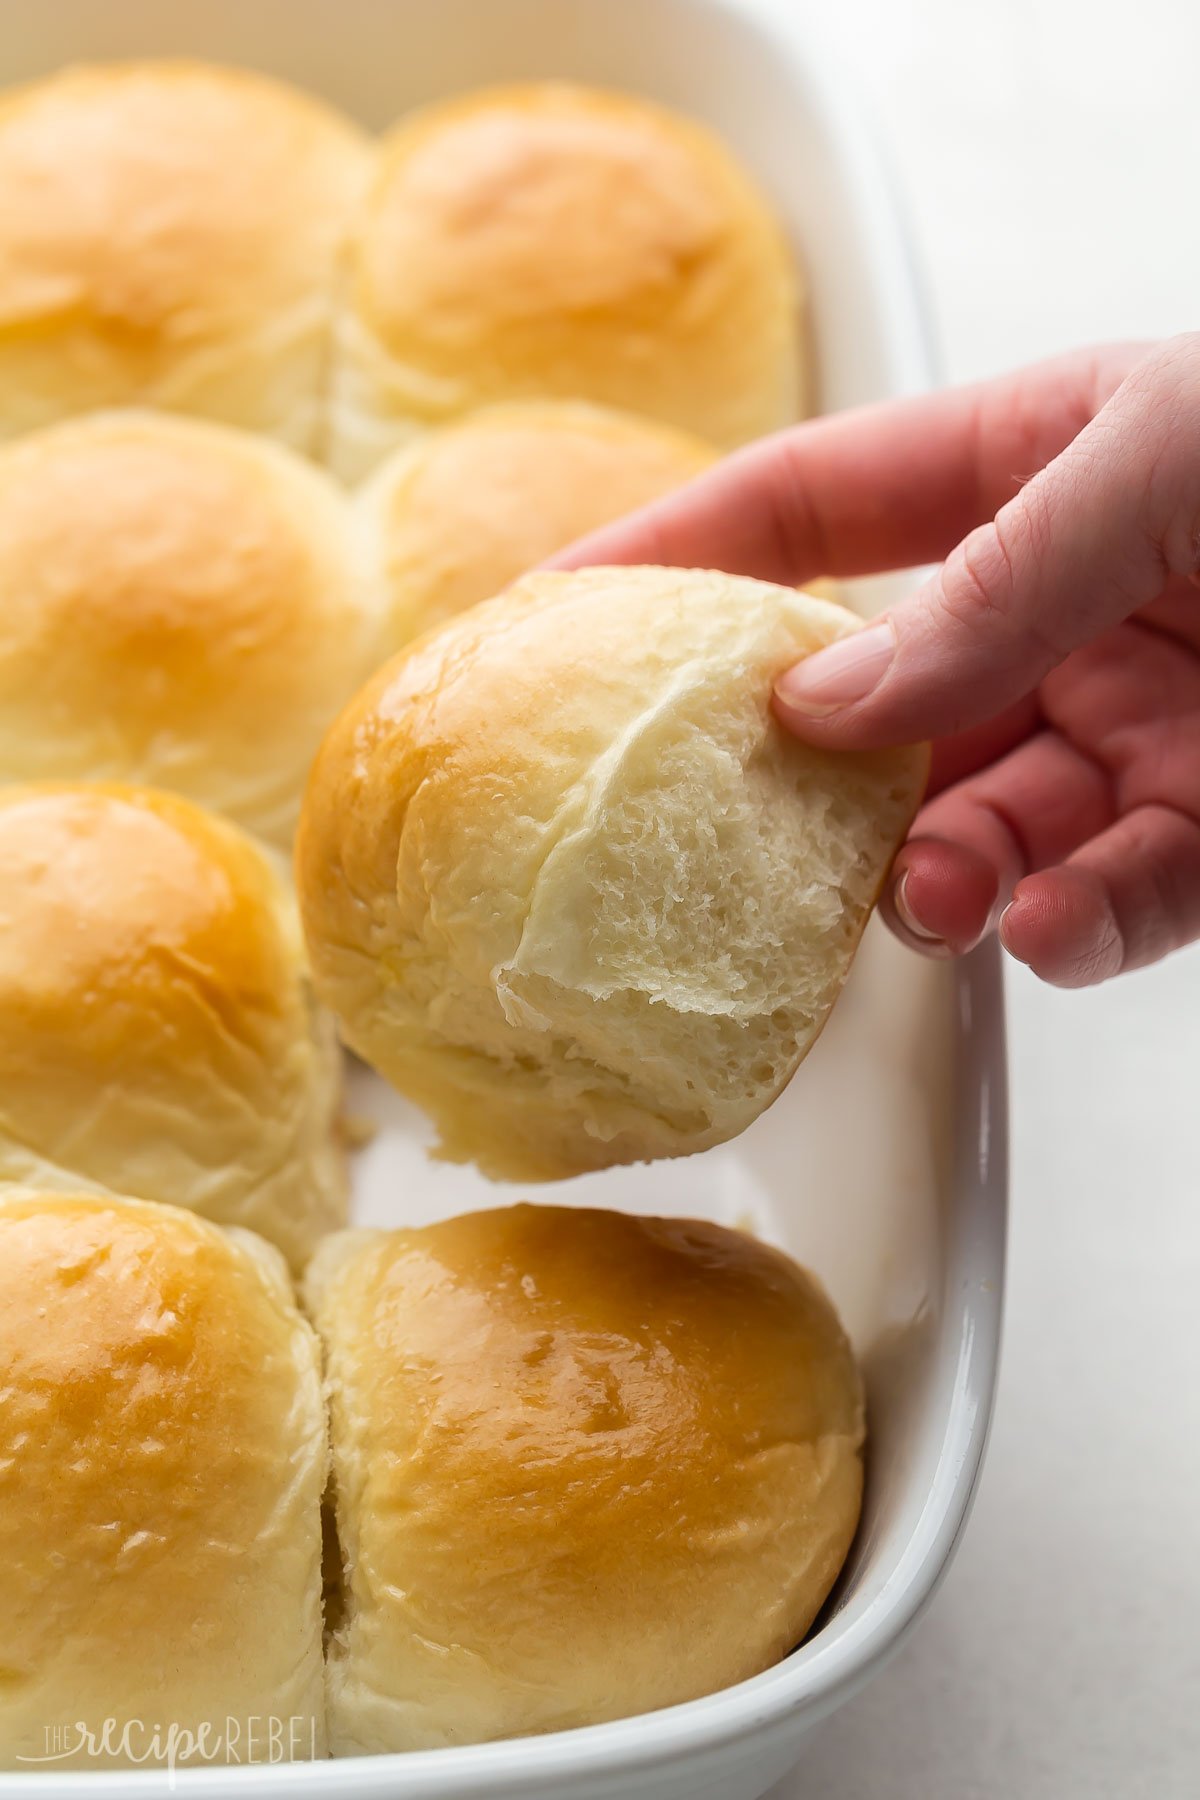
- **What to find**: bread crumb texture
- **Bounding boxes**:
[297,567,927,1178]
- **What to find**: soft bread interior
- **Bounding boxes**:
[296,566,928,1179]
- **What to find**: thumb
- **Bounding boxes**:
[773,335,1200,749]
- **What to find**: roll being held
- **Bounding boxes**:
[297,566,928,1180]
[0,1192,327,1769]
[0,61,370,450]
[307,1203,864,1752]
[0,785,346,1269]
[358,401,715,652]
[329,83,802,477]
[0,411,378,852]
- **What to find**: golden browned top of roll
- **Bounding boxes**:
[0,784,345,1268]
[358,400,715,650]
[0,60,370,447]
[307,1202,864,1752]
[0,1191,326,1768]
[0,410,378,849]
[330,82,802,475]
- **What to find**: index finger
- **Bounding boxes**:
[548,343,1145,584]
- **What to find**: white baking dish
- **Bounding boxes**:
[0,1,1006,1797]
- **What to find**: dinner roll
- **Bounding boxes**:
[297,567,927,1180]
[0,785,345,1269]
[307,1203,863,1751]
[0,411,378,851]
[0,1192,326,1768]
[0,61,370,449]
[358,401,715,650]
[329,83,801,478]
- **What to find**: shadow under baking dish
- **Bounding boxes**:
[0,1,1007,1796]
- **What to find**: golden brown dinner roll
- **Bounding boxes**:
[357,401,716,650]
[307,1202,864,1751]
[0,1192,326,1768]
[0,61,370,450]
[0,411,379,851]
[0,785,345,1270]
[328,83,801,478]
[296,566,927,1180]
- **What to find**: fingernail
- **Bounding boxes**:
[893,870,946,945]
[997,900,1029,964]
[774,620,896,717]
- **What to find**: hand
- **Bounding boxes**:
[552,336,1200,987]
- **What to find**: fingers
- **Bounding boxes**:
[774,334,1200,748]
[548,343,1141,583]
[1000,805,1200,986]
[883,838,998,958]
[891,790,1200,985]
[884,732,1117,957]
[924,697,1041,797]
[1036,618,1200,811]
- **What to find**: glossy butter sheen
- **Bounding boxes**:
[307,1204,864,1752]
[0,7,1006,1796]
[0,1193,327,1768]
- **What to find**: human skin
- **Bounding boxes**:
[552,335,1200,988]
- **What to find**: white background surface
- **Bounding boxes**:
[766,1,1200,1794]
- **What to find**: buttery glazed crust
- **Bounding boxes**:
[0,784,346,1268]
[307,1203,864,1752]
[328,83,803,475]
[0,1192,327,1768]
[0,410,379,849]
[0,61,370,449]
[357,400,715,650]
